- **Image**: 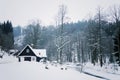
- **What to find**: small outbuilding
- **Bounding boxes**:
[17,44,47,62]
[9,49,18,56]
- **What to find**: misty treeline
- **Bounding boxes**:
[0,21,14,53]
[13,5,120,66]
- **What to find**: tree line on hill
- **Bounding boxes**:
[0,21,14,52]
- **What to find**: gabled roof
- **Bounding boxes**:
[18,44,47,57]
[33,49,47,57]
[17,44,32,56]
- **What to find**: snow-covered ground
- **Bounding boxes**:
[0,55,120,80]
[82,62,120,80]
[0,61,103,80]
[0,55,18,64]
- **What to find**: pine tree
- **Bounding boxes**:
[0,21,14,51]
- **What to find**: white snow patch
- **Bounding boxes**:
[0,55,18,63]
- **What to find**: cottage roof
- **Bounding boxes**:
[33,49,47,57]
[18,44,47,57]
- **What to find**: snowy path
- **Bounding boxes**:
[83,71,110,80]
[83,68,120,80]
[0,62,102,80]
[82,64,120,80]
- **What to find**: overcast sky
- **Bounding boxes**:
[0,0,120,26]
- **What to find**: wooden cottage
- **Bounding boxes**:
[17,45,47,62]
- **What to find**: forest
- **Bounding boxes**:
[0,5,120,67]
[0,21,14,51]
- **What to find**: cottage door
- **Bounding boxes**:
[24,57,31,61]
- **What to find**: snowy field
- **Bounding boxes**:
[0,61,103,80]
[0,55,120,80]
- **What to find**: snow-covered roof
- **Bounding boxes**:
[9,49,18,52]
[32,49,47,57]
[18,44,47,58]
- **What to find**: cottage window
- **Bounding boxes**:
[26,49,30,53]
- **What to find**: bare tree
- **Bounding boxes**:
[111,5,120,65]
[55,4,69,64]
[94,7,106,67]
[23,20,41,48]
[97,7,103,67]
[111,5,120,24]
[85,7,105,67]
